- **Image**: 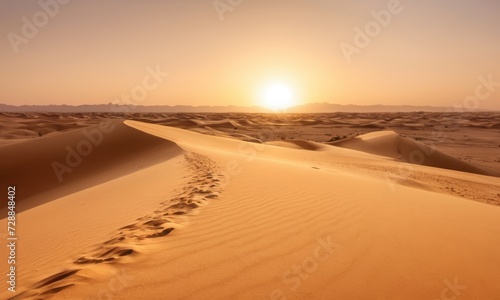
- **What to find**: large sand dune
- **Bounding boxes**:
[0,120,183,214]
[1,117,500,300]
[330,131,499,177]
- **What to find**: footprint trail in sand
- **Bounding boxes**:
[10,152,225,300]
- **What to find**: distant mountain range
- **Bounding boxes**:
[0,102,486,113]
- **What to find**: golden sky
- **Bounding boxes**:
[1,0,499,109]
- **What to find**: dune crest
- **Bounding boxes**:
[331,130,499,177]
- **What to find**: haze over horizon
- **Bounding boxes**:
[1,0,499,110]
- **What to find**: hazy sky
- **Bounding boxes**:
[1,0,499,109]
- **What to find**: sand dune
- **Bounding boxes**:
[1,116,500,300]
[0,120,183,214]
[1,112,499,174]
[331,131,499,177]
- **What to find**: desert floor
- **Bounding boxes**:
[0,112,499,300]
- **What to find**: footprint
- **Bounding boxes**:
[118,249,134,256]
[98,247,134,258]
[119,224,138,230]
[74,247,134,265]
[34,269,79,289]
[38,284,75,296]
[143,219,170,227]
[103,236,125,245]
[195,189,212,194]
[168,203,198,210]
[146,228,175,238]
[74,256,116,265]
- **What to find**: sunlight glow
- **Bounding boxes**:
[261,83,294,110]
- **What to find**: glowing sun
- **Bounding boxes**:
[261,83,294,110]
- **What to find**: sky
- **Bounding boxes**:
[1,0,499,110]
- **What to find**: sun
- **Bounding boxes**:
[261,83,294,110]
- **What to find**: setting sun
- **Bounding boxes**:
[261,83,295,110]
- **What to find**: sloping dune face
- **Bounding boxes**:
[332,131,499,177]
[0,120,183,213]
